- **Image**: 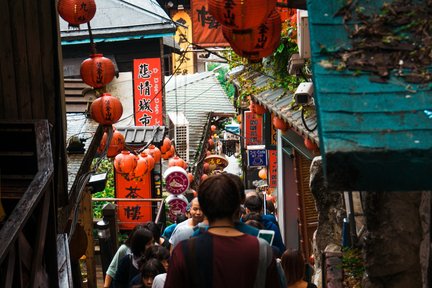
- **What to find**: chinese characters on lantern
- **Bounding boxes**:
[191,0,228,47]
[133,58,162,126]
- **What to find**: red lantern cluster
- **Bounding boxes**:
[80,54,115,88]
[90,93,123,125]
[114,150,156,180]
[58,0,96,27]
[161,138,175,160]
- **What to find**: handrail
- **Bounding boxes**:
[0,120,54,263]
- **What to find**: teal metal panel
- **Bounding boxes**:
[307,0,432,191]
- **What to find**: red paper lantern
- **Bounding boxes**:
[253,102,266,115]
[90,93,123,125]
[211,125,217,132]
[132,153,149,178]
[145,153,155,171]
[161,137,172,154]
[114,151,137,174]
[272,116,289,131]
[97,129,125,158]
[223,10,282,62]
[169,156,186,168]
[144,145,161,163]
[304,138,318,151]
[58,0,96,27]
[258,167,267,180]
[80,54,115,88]
[208,0,276,31]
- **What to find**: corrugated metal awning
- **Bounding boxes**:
[115,126,166,147]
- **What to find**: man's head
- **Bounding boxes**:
[198,174,240,222]
[189,197,204,225]
[244,194,263,214]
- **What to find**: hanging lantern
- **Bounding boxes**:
[90,93,123,125]
[97,129,125,158]
[208,0,276,31]
[258,167,267,180]
[223,10,282,62]
[254,103,266,115]
[211,125,217,132]
[143,152,155,171]
[144,145,161,163]
[187,172,194,184]
[208,138,215,149]
[169,156,186,168]
[114,151,137,174]
[131,153,148,178]
[80,54,115,88]
[304,138,318,151]
[160,137,172,154]
[272,116,289,131]
[58,0,96,27]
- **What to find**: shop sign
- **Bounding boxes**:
[247,145,267,167]
[115,172,152,230]
[244,111,263,146]
[166,194,189,222]
[163,166,190,195]
[133,58,163,126]
[268,150,277,188]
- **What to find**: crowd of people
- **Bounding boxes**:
[104,173,317,288]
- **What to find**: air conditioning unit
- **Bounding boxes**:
[167,112,190,162]
[297,10,310,59]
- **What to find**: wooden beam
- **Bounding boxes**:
[80,190,96,288]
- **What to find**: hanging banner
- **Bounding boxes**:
[268,150,277,188]
[133,58,163,126]
[244,111,263,146]
[191,0,229,47]
[172,11,195,74]
[115,172,152,230]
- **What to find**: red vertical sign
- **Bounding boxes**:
[191,0,229,47]
[244,111,263,145]
[268,150,277,188]
[133,58,163,126]
[115,172,152,230]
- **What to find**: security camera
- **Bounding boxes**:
[294,82,314,105]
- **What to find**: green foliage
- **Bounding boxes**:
[91,158,115,219]
[342,247,365,288]
[213,65,236,100]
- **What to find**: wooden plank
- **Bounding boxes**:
[29,190,51,286]
[57,234,73,288]
[0,121,53,263]
[0,0,18,118]
[24,0,45,119]
[80,190,96,288]
[9,0,31,118]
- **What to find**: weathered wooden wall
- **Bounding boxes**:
[0,1,68,215]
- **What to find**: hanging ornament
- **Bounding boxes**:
[58,0,96,27]
[80,54,115,88]
[272,116,289,131]
[131,153,149,178]
[304,138,318,151]
[90,93,123,125]
[97,129,125,158]
[258,167,267,180]
[144,145,161,163]
[114,151,137,175]
[222,10,282,62]
[143,152,155,171]
[208,0,276,31]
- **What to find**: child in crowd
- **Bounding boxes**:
[281,249,317,288]
[130,258,166,288]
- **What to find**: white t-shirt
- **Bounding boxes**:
[168,219,194,248]
[151,273,166,288]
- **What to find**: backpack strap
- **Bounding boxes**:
[254,238,273,288]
